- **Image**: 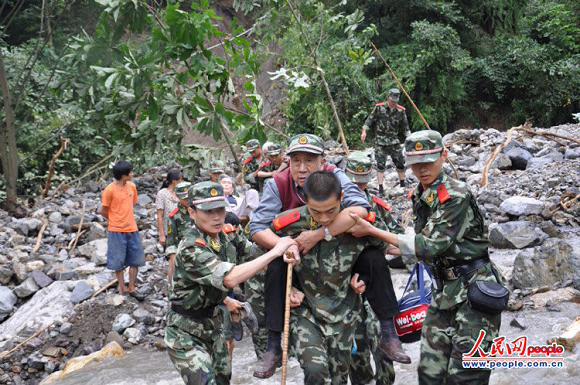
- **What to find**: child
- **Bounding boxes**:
[100,160,144,295]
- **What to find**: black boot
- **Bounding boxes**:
[378,185,385,196]
[378,320,411,364]
[253,331,282,378]
[399,179,406,188]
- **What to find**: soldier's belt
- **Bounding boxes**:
[171,303,216,320]
[438,258,489,281]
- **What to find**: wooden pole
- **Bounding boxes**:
[370,42,431,130]
[281,262,293,385]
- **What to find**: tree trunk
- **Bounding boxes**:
[0,55,18,211]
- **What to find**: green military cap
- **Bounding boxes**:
[209,160,225,174]
[188,181,228,210]
[345,151,372,184]
[266,143,282,156]
[175,181,192,200]
[388,88,401,102]
[404,130,444,166]
[286,134,324,155]
[246,139,260,152]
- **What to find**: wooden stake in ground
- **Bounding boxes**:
[281,261,293,385]
[33,219,48,253]
[68,200,86,252]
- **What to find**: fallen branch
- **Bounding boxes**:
[68,201,86,252]
[480,124,525,187]
[0,323,52,360]
[33,219,48,253]
[521,127,580,145]
[42,138,69,197]
[91,279,118,298]
[67,230,87,250]
[50,153,113,199]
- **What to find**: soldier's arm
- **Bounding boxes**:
[250,179,283,249]
[362,106,377,133]
[397,193,471,265]
[401,110,410,137]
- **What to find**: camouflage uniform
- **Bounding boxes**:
[397,131,502,385]
[165,182,252,385]
[241,249,268,358]
[273,205,379,385]
[241,139,262,190]
[346,152,401,385]
[363,88,410,172]
[165,182,193,257]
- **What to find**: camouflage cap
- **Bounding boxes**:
[266,143,282,156]
[286,134,324,155]
[345,151,372,184]
[404,130,444,166]
[209,160,225,174]
[188,181,228,210]
[388,88,401,102]
[175,181,192,200]
[246,139,261,152]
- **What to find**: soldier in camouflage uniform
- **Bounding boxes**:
[165,181,298,385]
[345,152,403,385]
[209,160,225,183]
[241,139,263,190]
[272,171,379,385]
[348,131,503,385]
[361,88,410,194]
[165,181,193,282]
[255,143,288,192]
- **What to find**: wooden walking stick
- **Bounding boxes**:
[281,258,293,385]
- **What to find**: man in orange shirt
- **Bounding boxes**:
[100,160,144,295]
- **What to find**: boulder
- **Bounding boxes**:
[86,222,107,242]
[133,308,155,326]
[30,271,53,288]
[137,194,153,207]
[488,221,548,249]
[512,239,575,289]
[13,276,40,298]
[0,286,17,320]
[63,215,92,233]
[0,281,73,341]
[112,313,136,334]
[504,146,532,170]
[527,151,564,169]
[77,238,108,266]
[499,196,544,216]
[48,212,63,224]
[123,327,143,344]
[0,266,13,285]
[493,153,512,170]
[71,281,95,304]
[564,147,580,160]
[26,260,46,272]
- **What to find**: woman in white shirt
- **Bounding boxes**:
[155,169,183,246]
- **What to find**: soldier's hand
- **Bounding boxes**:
[347,212,374,237]
[289,287,304,308]
[295,230,322,255]
[361,129,367,143]
[387,245,401,256]
[224,297,243,314]
[283,244,301,266]
[350,273,366,295]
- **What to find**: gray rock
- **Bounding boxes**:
[488,221,548,249]
[59,322,73,335]
[112,313,136,334]
[86,222,107,242]
[527,151,564,169]
[105,330,125,347]
[493,153,512,170]
[500,196,544,216]
[512,239,574,290]
[0,286,17,320]
[123,327,143,344]
[48,212,63,224]
[71,281,95,304]
[0,266,13,285]
[0,281,73,341]
[19,218,43,233]
[504,146,532,170]
[13,276,40,298]
[564,147,580,159]
[30,271,53,288]
[138,194,153,207]
[63,215,92,233]
[509,317,527,330]
[48,265,78,281]
[133,308,155,326]
[77,238,108,266]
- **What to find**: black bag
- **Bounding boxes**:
[467,280,509,315]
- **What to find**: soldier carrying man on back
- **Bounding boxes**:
[361,88,410,194]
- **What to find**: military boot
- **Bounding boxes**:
[253,350,282,378]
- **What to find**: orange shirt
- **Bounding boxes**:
[101,181,139,232]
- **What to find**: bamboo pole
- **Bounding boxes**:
[281,262,293,385]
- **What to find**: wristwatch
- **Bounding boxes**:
[323,226,333,242]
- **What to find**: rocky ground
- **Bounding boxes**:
[0,124,578,384]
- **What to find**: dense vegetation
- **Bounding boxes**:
[0,0,578,211]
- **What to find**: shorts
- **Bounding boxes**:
[106,231,145,271]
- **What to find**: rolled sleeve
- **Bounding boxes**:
[335,169,370,209]
[249,179,282,237]
[398,232,418,265]
[211,262,235,291]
